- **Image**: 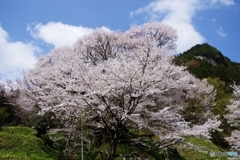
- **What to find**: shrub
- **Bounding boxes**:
[34,117,48,137]
[0,107,9,129]
[210,130,231,150]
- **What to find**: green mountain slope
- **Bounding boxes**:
[173,43,240,152]
[173,43,240,85]
[0,126,58,160]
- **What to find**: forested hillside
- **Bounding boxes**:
[174,43,240,152]
[173,43,240,85]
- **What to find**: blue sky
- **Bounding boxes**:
[0,0,239,80]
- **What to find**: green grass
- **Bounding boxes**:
[1,126,230,160]
[0,126,58,160]
[175,136,228,160]
[83,136,230,160]
[83,142,184,160]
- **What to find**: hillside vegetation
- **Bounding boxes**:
[0,126,58,160]
[174,43,240,151]
[0,126,228,160]
[174,43,240,85]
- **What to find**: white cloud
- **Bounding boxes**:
[170,22,205,54]
[0,26,38,80]
[209,0,235,5]
[212,18,216,22]
[217,27,227,37]
[27,22,95,48]
[131,0,235,53]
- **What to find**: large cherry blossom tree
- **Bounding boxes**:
[21,22,220,159]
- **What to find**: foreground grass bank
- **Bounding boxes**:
[176,136,228,160]
[0,126,58,160]
[0,126,233,160]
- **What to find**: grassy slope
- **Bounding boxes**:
[0,126,231,160]
[84,137,229,160]
[176,136,228,160]
[0,126,58,160]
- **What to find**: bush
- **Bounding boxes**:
[0,107,9,129]
[41,134,54,148]
[34,117,48,137]
[210,130,231,150]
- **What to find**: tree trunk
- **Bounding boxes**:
[81,118,84,160]
[109,131,118,160]
[109,138,117,160]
